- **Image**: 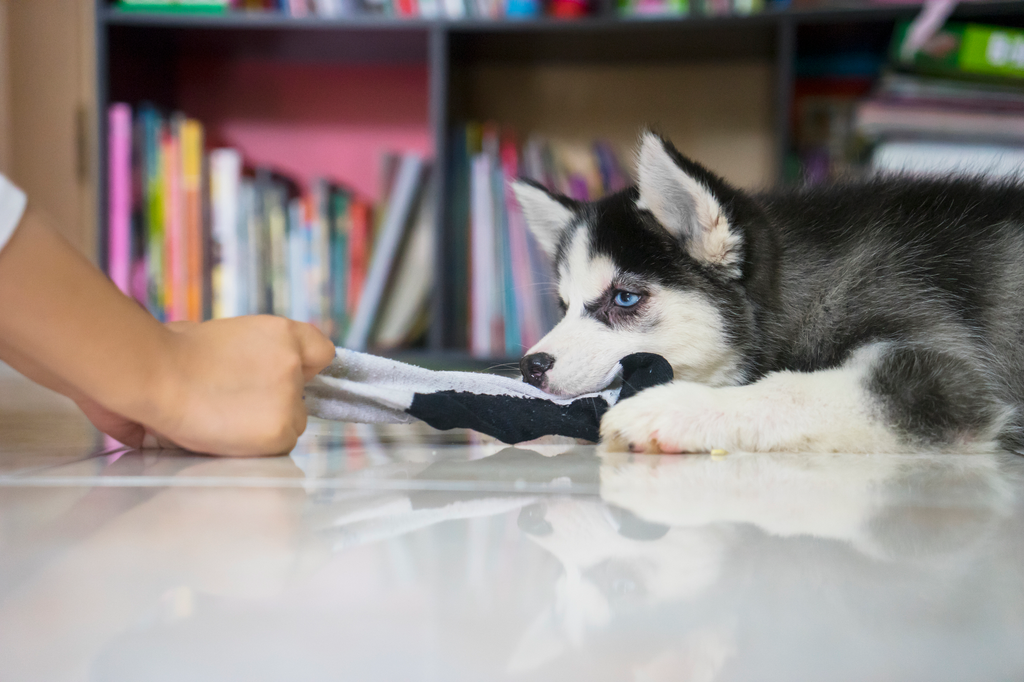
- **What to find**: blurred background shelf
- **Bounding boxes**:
[93,0,1024,366]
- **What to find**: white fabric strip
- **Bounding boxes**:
[305,348,620,425]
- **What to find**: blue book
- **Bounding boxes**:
[330,189,350,344]
[137,104,166,321]
[288,199,307,323]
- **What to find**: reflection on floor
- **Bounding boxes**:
[2,405,1024,681]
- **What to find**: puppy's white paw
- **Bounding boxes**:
[600,381,732,454]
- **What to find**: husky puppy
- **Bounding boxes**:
[513,131,1024,454]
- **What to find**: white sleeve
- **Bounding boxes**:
[0,173,27,257]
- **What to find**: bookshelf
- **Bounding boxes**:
[95,0,1024,359]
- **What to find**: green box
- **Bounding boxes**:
[961,24,1024,79]
[891,20,1024,81]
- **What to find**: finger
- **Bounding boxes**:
[105,422,145,449]
[292,395,309,438]
[140,429,184,451]
[75,399,145,448]
[291,321,337,380]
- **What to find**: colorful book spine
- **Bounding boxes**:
[395,0,418,16]
[456,122,631,356]
[108,103,133,296]
[181,118,204,322]
[500,135,542,351]
[311,181,332,331]
[492,142,519,356]
[348,198,370,320]
[329,190,351,343]
[140,106,165,319]
[288,197,308,324]
[210,148,242,319]
[110,104,434,350]
[344,154,424,351]
[470,152,495,358]
[262,175,290,317]
[240,179,263,316]
[163,119,185,322]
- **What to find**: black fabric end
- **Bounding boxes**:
[406,353,674,444]
[409,392,608,443]
[619,353,675,401]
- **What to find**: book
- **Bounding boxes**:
[288,197,308,323]
[618,0,687,17]
[312,0,350,16]
[287,0,312,16]
[344,154,425,351]
[163,117,185,322]
[448,125,472,349]
[210,148,243,319]
[875,72,1024,113]
[181,118,204,322]
[329,189,351,343]
[347,197,371,321]
[855,100,1024,143]
[374,168,436,349]
[117,1,230,12]
[109,105,433,347]
[442,0,466,17]
[470,151,496,358]
[310,179,333,334]
[418,0,440,17]
[240,178,264,316]
[455,123,630,356]
[108,104,133,296]
[892,20,1024,82]
[490,133,519,355]
[257,170,292,317]
[394,0,418,16]
[139,105,165,319]
[500,134,542,352]
[130,111,148,306]
[872,139,1024,180]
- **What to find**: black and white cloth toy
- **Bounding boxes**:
[305,349,674,444]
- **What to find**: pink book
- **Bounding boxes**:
[107,104,132,295]
[500,135,543,350]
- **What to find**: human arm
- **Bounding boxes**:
[0,207,337,455]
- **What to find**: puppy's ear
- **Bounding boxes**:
[511,180,575,259]
[635,131,742,278]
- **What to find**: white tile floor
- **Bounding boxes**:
[2,378,1024,681]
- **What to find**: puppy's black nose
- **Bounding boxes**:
[520,353,555,389]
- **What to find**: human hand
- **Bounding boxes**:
[140,316,336,456]
[74,393,178,449]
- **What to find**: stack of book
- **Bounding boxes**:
[449,124,631,358]
[855,21,1024,179]
[788,51,881,184]
[107,103,433,350]
[108,104,208,324]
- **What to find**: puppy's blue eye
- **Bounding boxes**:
[614,291,641,308]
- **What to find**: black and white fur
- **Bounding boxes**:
[513,131,1024,454]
